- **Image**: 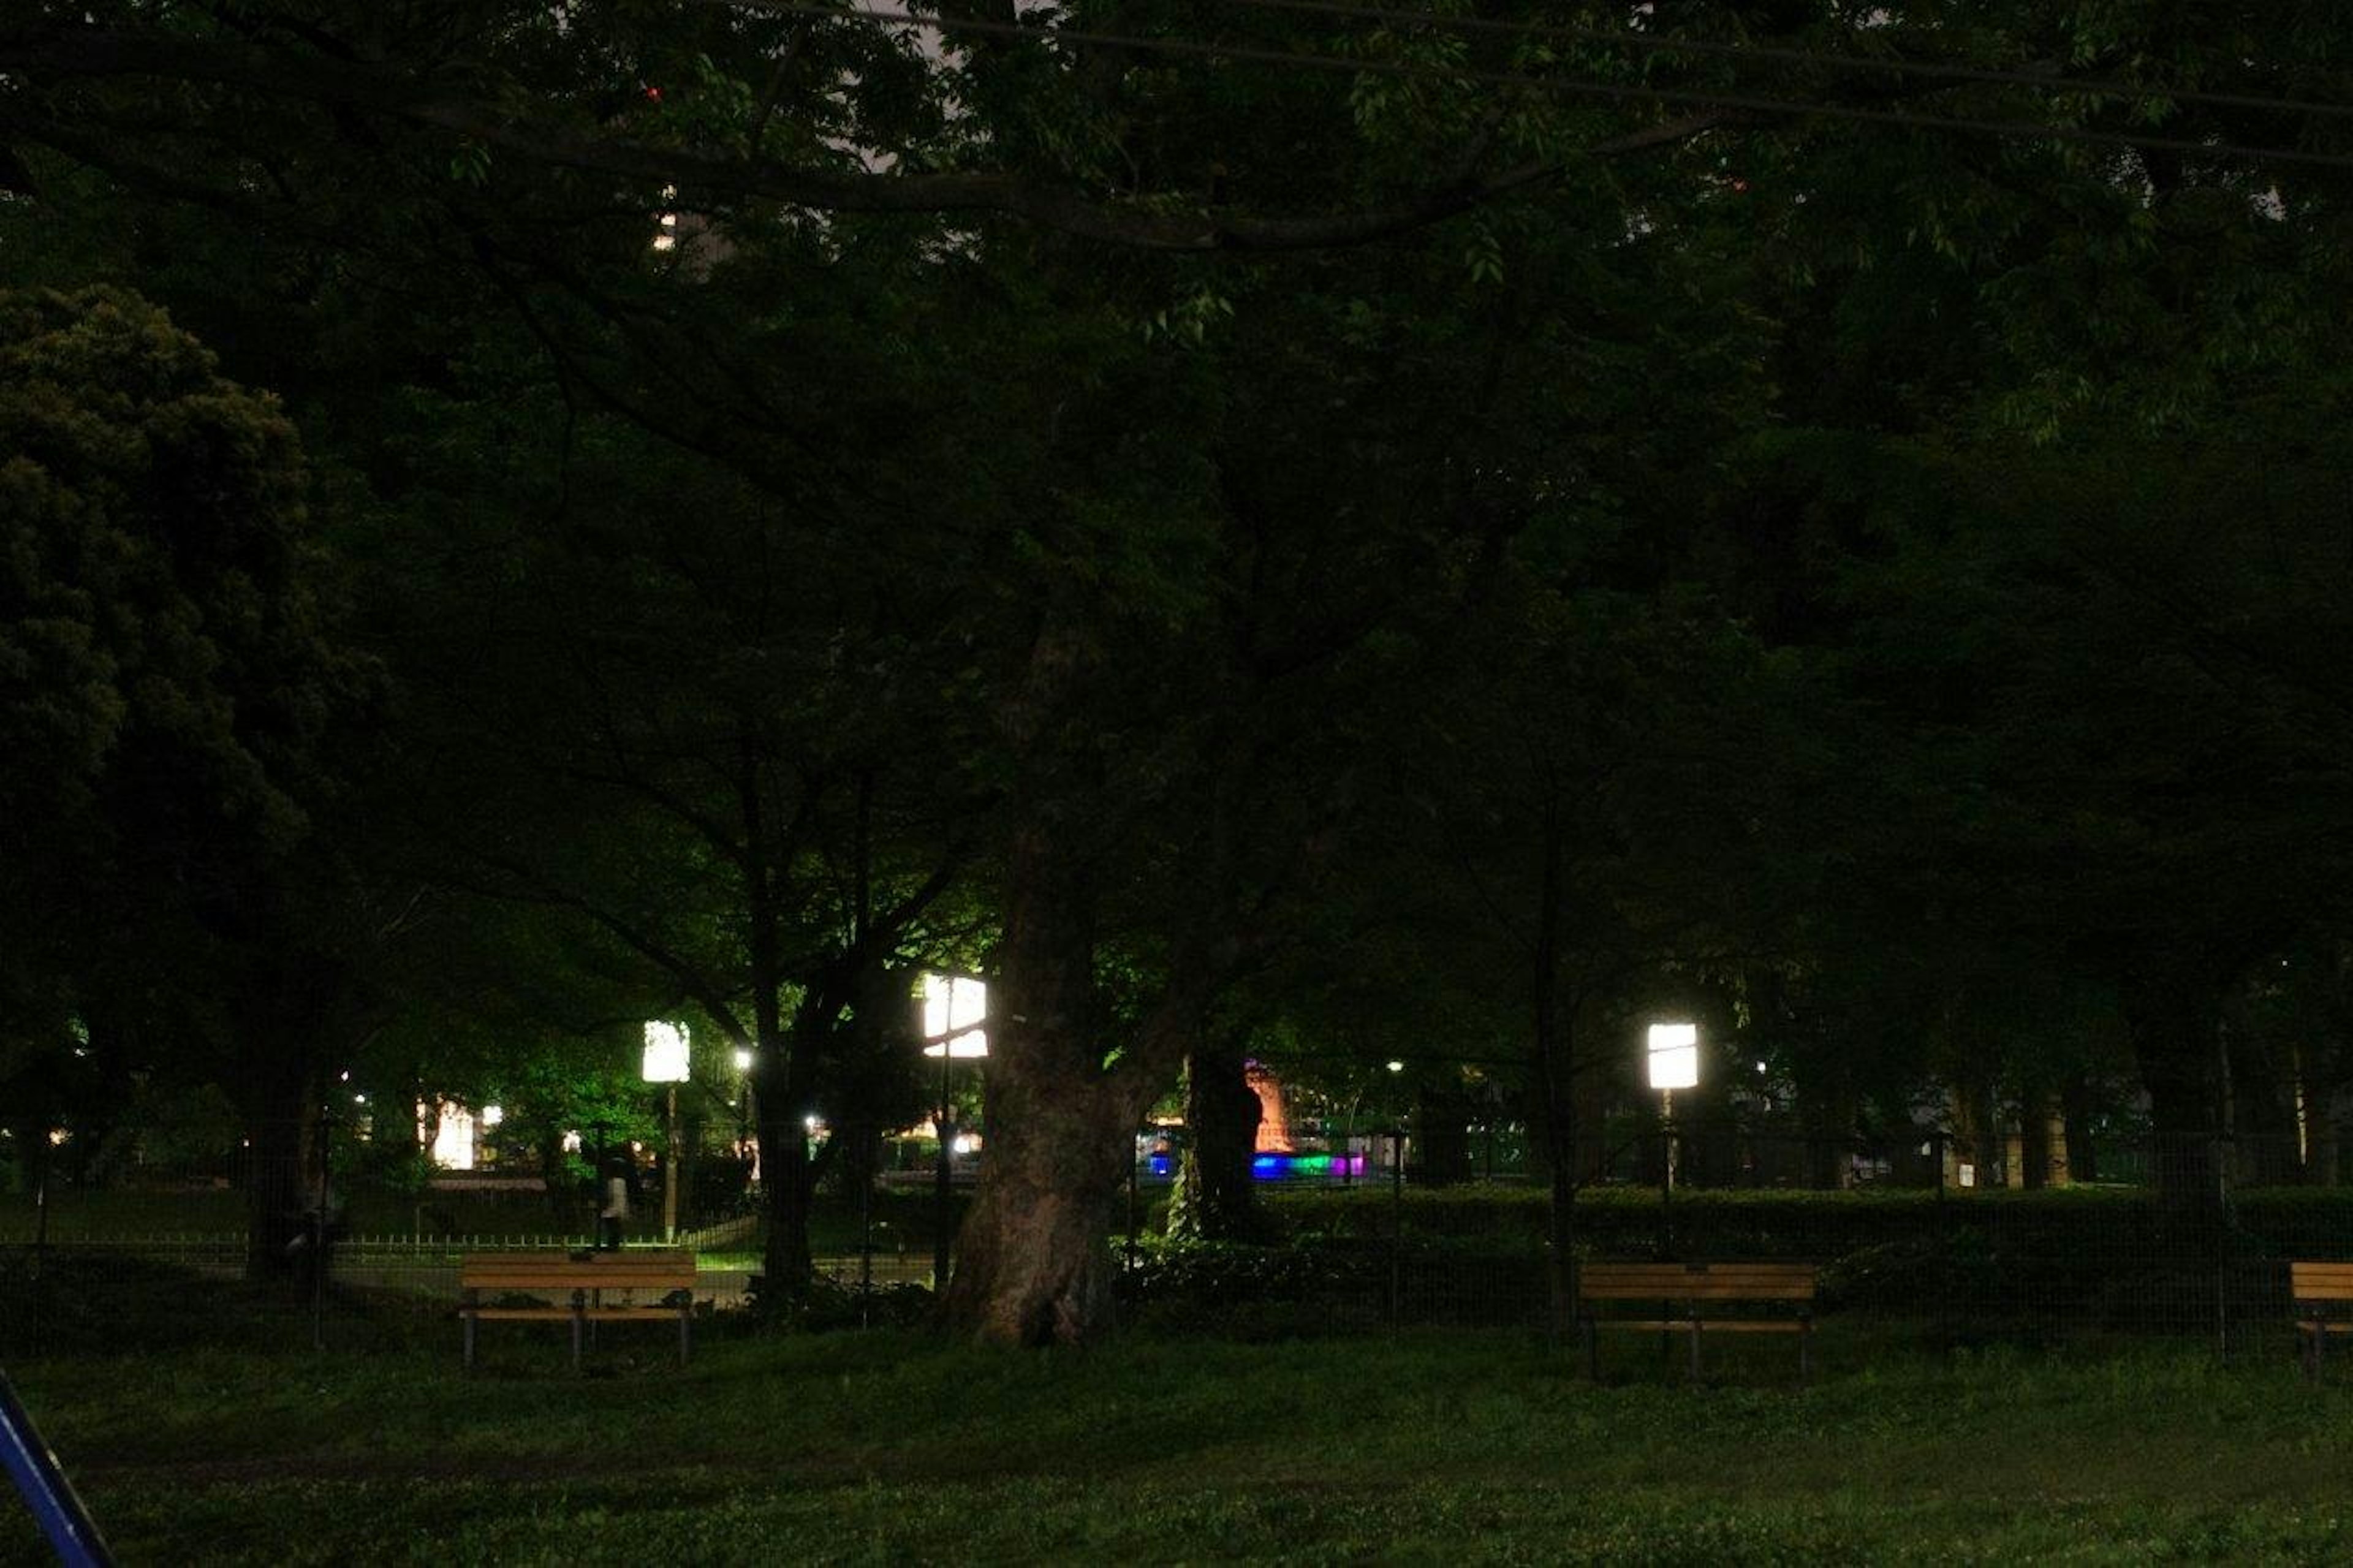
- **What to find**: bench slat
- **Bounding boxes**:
[1580,1265,1814,1281]
[1579,1263,1816,1306]
[1590,1319,1808,1334]
[461,1252,697,1292]
[462,1251,692,1265]
[468,1299,687,1309]
[2290,1263,2353,1300]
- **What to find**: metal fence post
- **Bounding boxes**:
[858,1131,874,1330]
[1125,1127,1142,1273]
[313,1110,332,1352]
[28,1157,50,1360]
[2213,1131,2230,1363]
[1388,1129,1404,1329]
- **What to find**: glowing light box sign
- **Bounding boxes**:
[642,1020,691,1083]
[921,973,988,1059]
[1646,1022,1700,1091]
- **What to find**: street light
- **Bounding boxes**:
[1646,1022,1699,1196]
[731,1047,756,1169]
[642,1021,691,1243]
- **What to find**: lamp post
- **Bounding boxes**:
[732,1047,756,1172]
[1646,1023,1699,1252]
[921,973,988,1290]
[642,1021,692,1244]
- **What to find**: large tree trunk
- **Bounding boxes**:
[941,819,1133,1344]
[1167,1034,1260,1242]
[944,1066,1136,1345]
[941,795,1232,1344]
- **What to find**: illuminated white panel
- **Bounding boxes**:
[1646,1022,1700,1091]
[921,973,988,1058]
[642,1020,691,1083]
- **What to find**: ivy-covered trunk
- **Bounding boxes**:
[1168,1037,1260,1243]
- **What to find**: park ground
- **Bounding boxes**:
[7,1330,2353,1564]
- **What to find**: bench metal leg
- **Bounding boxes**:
[678,1307,691,1368]
[1800,1316,1813,1386]
[463,1311,476,1371]
[1688,1314,1702,1382]
[1583,1317,1599,1381]
[570,1307,584,1372]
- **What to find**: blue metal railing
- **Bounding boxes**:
[1,1370,112,1566]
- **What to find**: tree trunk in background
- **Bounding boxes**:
[2061,1077,2102,1184]
[2313,1088,2347,1188]
[241,1061,317,1282]
[1526,806,1578,1334]
[1167,1035,1260,1242]
[1411,1084,1474,1187]
[756,992,833,1288]
[2227,1023,2301,1184]
[2123,968,2222,1207]
[1795,1069,1855,1190]
[2017,1085,2052,1189]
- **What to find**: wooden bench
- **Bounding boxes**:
[2290,1262,2353,1381]
[460,1249,698,1371]
[1577,1261,1818,1383]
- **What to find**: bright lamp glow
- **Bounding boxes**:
[733,1047,754,1072]
[921,973,988,1058]
[642,1020,691,1083]
[1646,1022,1700,1090]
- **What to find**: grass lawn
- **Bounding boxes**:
[8,1329,2353,1564]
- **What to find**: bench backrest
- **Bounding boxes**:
[461,1250,697,1293]
[1577,1262,1817,1301]
[2290,1262,2353,1303]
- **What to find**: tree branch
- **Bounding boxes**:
[3,23,1725,251]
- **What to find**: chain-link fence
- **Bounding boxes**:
[1116,1125,2353,1360]
[9,1116,2352,1363]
